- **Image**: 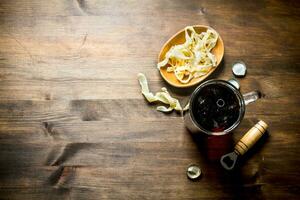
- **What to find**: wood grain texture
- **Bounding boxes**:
[0,0,299,199]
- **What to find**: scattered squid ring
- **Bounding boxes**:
[137,73,189,113]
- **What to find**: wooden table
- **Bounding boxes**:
[0,0,299,199]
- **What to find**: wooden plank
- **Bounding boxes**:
[0,162,299,199]
[0,132,298,169]
[0,97,298,123]
[0,115,298,143]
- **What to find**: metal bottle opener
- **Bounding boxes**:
[220,120,268,170]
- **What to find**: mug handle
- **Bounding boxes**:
[243,91,261,105]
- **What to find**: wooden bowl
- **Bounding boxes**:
[158,25,224,88]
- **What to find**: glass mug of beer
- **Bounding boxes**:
[184,79,260,135]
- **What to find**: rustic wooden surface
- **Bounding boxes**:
[0,0,299,199]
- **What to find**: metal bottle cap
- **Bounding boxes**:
[232,61,247,77]
[186,164,202,180]
[228,78,240,90]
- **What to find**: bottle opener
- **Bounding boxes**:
[220,120,268,170]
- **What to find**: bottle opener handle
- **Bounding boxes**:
[234,120,268,155]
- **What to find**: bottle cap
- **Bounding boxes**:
[186,164,202,180]
[232,61,247,77]
[228,78,240,90]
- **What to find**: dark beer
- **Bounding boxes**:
[192,83,241,132]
